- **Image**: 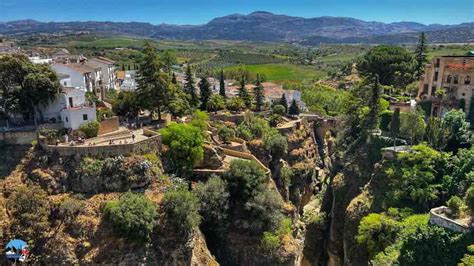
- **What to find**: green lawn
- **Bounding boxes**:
[224,64,326,83]
[427,45,474,60]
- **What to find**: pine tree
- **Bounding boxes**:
[390,108,401,148]
[199,77,212,111]
[289,99,300,116]
[414,32,428,80]
[172,72,177,84]
[184,65,199,107]
[219,69,226,98]
[279,93,288,113]
[137,41,170,120]
[238,76,251,108]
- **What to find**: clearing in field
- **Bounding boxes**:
[224,64,326,83]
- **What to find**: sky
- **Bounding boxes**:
[0,0,473,25]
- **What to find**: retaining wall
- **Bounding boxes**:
[98,116,120,135]
[0,130,37,145]
[429,206,472,233]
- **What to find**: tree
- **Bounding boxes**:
[198,77,212,111]
[446,196,464,218]
[0,54,60,129]
[225,160,266,203]
[219,69,226,98]
[7,185,50,241]
[279,93,288,113]
[414,32,428,80]
[400,108,426,145]
[467,95,474,127]
[245,189,284,234]
[79,120,100,138]
[161,187,201,237]
[171,72,177,84]
[103,192,157,242]
[184,64,199,107]
[136,41,171,120]
[389,108,401,148]
[160,50,177,74]
[289,99,300,115]
[112,90,140,118]
[238,76,251,108]
[272,104,286,116]
[218,125,235,144]
[227,97,245,112]
[254,74,265,111]
[207,94,225,113]
[441,109,471,152]
[167,86,191,117]
[356,213,401,258]
[465,186,474,215]
[194,176,229,232]
[264,133,288,160]
[160,122,204,174]
[358,45,414,88]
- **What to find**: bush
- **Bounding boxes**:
[245,189,284,234]
[194,175,229,227]
[356,213,401,258]
[225,160,266,203]
[59,197,85,224]
[264,134,288,159]
[103,192,157,242]
[79,120,100,138]
[160,122,204,174]
[262,231,280,253]
[161,187,201,237]
[218,125,235,144]
[465,186,474,214]
[272,104,286,116]
[446,196,464,218]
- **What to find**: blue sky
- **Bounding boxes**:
[1,0,473,25]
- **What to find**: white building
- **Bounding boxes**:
[38,87,97,130]
[89,57,117,90]
[28,56,53,65]
[51,62,103,98]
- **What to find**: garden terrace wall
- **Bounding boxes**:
[429,206,472,233]
[98,116,120,135]
[209,113,245,124]
[40,135,161,157]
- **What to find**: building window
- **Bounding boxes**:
[64,82,67,86]
[453,75,459,84]
[83,114,88,121]
[431,86,436,95]
[465,76,471,85]
[446,75,452,83]
[65,116,69,123]
[435,59,440,68]
[434,72,439,82]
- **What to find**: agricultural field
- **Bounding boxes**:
[224,63,327,83]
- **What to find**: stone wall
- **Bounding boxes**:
[98,116,120,135]
[429,206,472,233]
[0,130,37,145]
[209,113,245,124]
[40,135,161,157]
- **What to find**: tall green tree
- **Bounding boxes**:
[137,41,171,120]
[160,50,178,74]
[198,77,212,111]
[441,109,471,152]
[219,69,226,98]
[414,32,428,80]
[171,72,177,84]
[0,54,60,129]
[400,108,426,145]
[289,99,300,115]
[467,95,474,127]
[389,108,401,148]
[238,75,251,108]
[254,74,265,111]
[184,64,199,107]
[279,93,288,113]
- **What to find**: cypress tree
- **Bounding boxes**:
[390,108,401,148]
[219,69,226,98]
[172,72,177,84]
[254,74,265,111]
[289,99,300,116]
[414,32,428,80]
[279,93,288,113]
[238,75,251,108]
[184,65,199,107]
[199,77,212,111]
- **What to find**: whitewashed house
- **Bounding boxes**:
[38,87,97,129]
[51,62,103,98]
[90,57,117,90]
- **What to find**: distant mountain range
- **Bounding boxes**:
[1,11,473,44]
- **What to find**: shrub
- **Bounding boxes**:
[79,120,100,138]
[236,123,253,140]
[356,213,401,258]
[446,196,464,218]
[103,192,157,242]
[465,186,474,214]
[194,175,229,227]
[161,187,201,237]
[380,110,393,131]
[262,231,280,253]
[264,134,288,159]
[160,122,204,174]
[7,185,50,241]
[218,125,235,144]
[272,104,286,116]
[245,189,284,234]
[225,160,266,203]
[59,197,85,224]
